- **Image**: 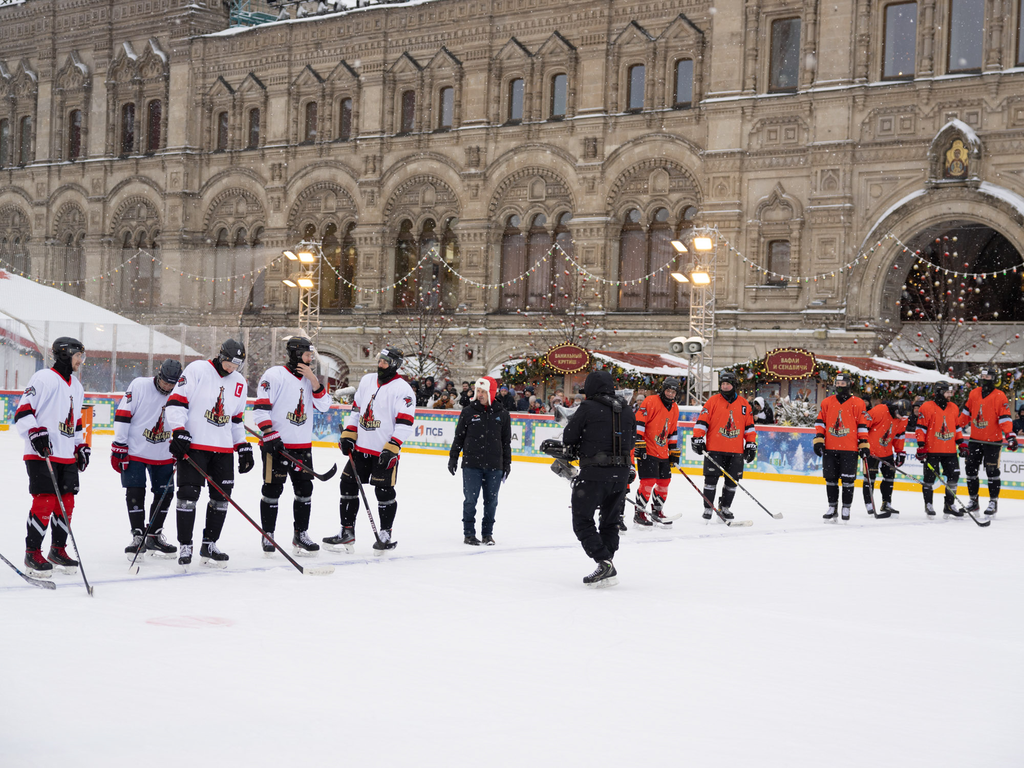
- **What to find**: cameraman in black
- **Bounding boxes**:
[561,370,636,588]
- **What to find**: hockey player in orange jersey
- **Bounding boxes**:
[958,367,1017,516]
[862,399,908,519]
[690,371,757,522]
[633,377,681,527]
[813,372,869,523]
[915,381,964,518]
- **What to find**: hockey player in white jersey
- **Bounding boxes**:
[112,358,182,559]
[324,346,415,554]
[253,336,331,557]
[14,337,91,576]
[165,339,254,568]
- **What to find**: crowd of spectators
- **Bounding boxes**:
[407,376,589,414]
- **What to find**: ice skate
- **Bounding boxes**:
[482,535,495,546]
[145,531,177,558]
[583,559,618,589]
[47,545,79,575]
[124,529,147,561]
[841,506,850,524]
[372,529,398,557]
[925,503,937,517]
[261,531,276,557]
[964,497,981,514]
[985,499,998,516]
[823,505,838,522]
[633,509,653,529]
[649,506,674,527]
[24,549,53,577]
[702,508,713,523]
[879,502,899,518]
[617,515,627,532]
[323,526,355,554]
[464,534,481,546]
[865,500,876,516]
[178,544,193,570]
[718,506,735,521]
[292,530,320,557]
[200,540,229,568]
[943,501,963,519]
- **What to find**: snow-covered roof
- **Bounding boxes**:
[593,350,690,377]
[0,271,201,357]
[816,355,962,384]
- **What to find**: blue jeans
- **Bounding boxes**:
[462,467,502,537]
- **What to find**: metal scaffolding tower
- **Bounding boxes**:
[685,229,718,406]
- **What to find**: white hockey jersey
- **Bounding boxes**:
[344,372,416,456]
[165,359,247,453]
[113,376,175,465]
[14,367,85,464]
[253,365,331,448]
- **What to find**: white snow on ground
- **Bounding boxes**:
[2,433,1022,767]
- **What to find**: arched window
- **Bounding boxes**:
[948,0,983,73]
[321,222,341,309]
[67,110,82,161]
[439,217,461,309]
[19,116,33,164]
[647,208,674,310]
[62,233,84,297]
[400,90,416,134]
[120,104,135,156]
[618,209,646,309]
[527,214,552,309]
[617,208,688,311]
[419,219,441,310]
[338,99,352,141]
[500,215,526,310]
[627,65,645,111]
[303,101,318,143]
[247,108,260,149]
[338,223,358,309]
[674,60,693,107]
[117,230,158,311]
[0,119,9,167]
[552,212,574,312]
[215,111,228,151]
[438,87,454,130]
[244,227,267,315]
[213,227,235,310]
[146,100,162,153]
[394,220,417,309]
[508,79,524,123]
[766,241,791,285]
[550,74,567,119]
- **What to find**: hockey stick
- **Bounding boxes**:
[128,466,176,575]
[677,467,753,527]
[0,550,57,590]
[861,456,876,516]
[244,426,337,481]
[344,456,385,547]
[702,452,781,519]
[44,456,94,596]
[878,458,990,528]
[181,454,335,575]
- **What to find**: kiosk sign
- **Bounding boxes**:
[764,348,816,380]
[544,344,591,374]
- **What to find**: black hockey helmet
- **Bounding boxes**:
[719,370,738,388]
[218,338,246,368]
[662,377,681,394]
[933,380,954,395]
[889,399,910,418]
[157,358,183,385]
[978,366,997,381]
[52,336,85,363]
[834,371,853,389]
[378,346,404,377]
[285,335,315,367]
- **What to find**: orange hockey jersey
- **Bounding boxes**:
[958,387,1012,444]
[865,403,907,458]
[692,394,756,454]
[814,395,868,452]
[915,400,962,453]
[636,394,679,460]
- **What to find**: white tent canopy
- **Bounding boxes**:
[815,355,962,384]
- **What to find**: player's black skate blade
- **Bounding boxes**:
[372,539,398,557]
[292,531,320,558]
[583,560,618,588]
[199,542,229,569]
[323,528,355,554]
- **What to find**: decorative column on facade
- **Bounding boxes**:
[742,0,761,94]
[919,0,937,75]
[799,0,819,89]
[853,0,872,82]
[984,0,1004,71]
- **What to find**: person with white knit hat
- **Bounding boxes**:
[448,376,512,545]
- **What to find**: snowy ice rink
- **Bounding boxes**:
[2,432,1022,767]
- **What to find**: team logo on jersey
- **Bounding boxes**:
[23,386,35,397]
[655,422,670,447]
[177,375,187,386]
[125,390,133,402]
[936,416,954,441]
[260,380,271,392]
[205,387,230,426]
[59,400,76,438]
[286,390,307,426]
[143,406,171,444]
[404,396,413,408]
[718,412,741,440]
[359,402,381,431]
[829,412,850,438]
[973,413,989,429]
[879,424,892,448]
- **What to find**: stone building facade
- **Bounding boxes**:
[1,0,1023,381]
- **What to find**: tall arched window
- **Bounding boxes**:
[146,100,162,153]
[213,227,235,310]
[303,101,318,143]
[500,215,526,310]
[19,116,33,164]
[627,65,645,111]
[120,104,135,156]
[247,108,260,149]
[553,212,574,312]
[647,208,674,310]
[617,208,688,311]
[62,233,85,298]
[527,214,552,309]
[674,60,693,107]
[338,223,358,308]
[400,90,416,134]
[67,110,82,161]
[438,217,461,309]
[394,220,417,309]
[321,222,341,309]
[508,79,524,123]
[338,99,352,141]
[550,74,567,119]
[618,209,646,309]
[0,119,9,167]
[438,87,454,130]
[215,111,228,151]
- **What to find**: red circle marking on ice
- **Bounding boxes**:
[146,616,235,628]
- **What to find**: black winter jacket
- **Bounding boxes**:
[450,399,512,471]
[562,370,636,482]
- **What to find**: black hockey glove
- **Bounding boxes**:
[668,447,681,465]
[743,442,757,463]
[28,427,51,458]
[813,437,824,458]
[237,443,255,474]
[634,436,647,462]
[448,455,459,476]
[371,439,401,487]
[111,441,129,473]
[170,429,192,460]
[339,427,357,456]
[503,464,511,482]
[858,442,871,460]
[690,435,705,455]
[260,427,284,456]
[75,444,91,472]
[628,465,637,485]
[894,451,907,467]
[1008,433,1018,452]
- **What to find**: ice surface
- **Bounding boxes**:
[2,433,1022,766]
